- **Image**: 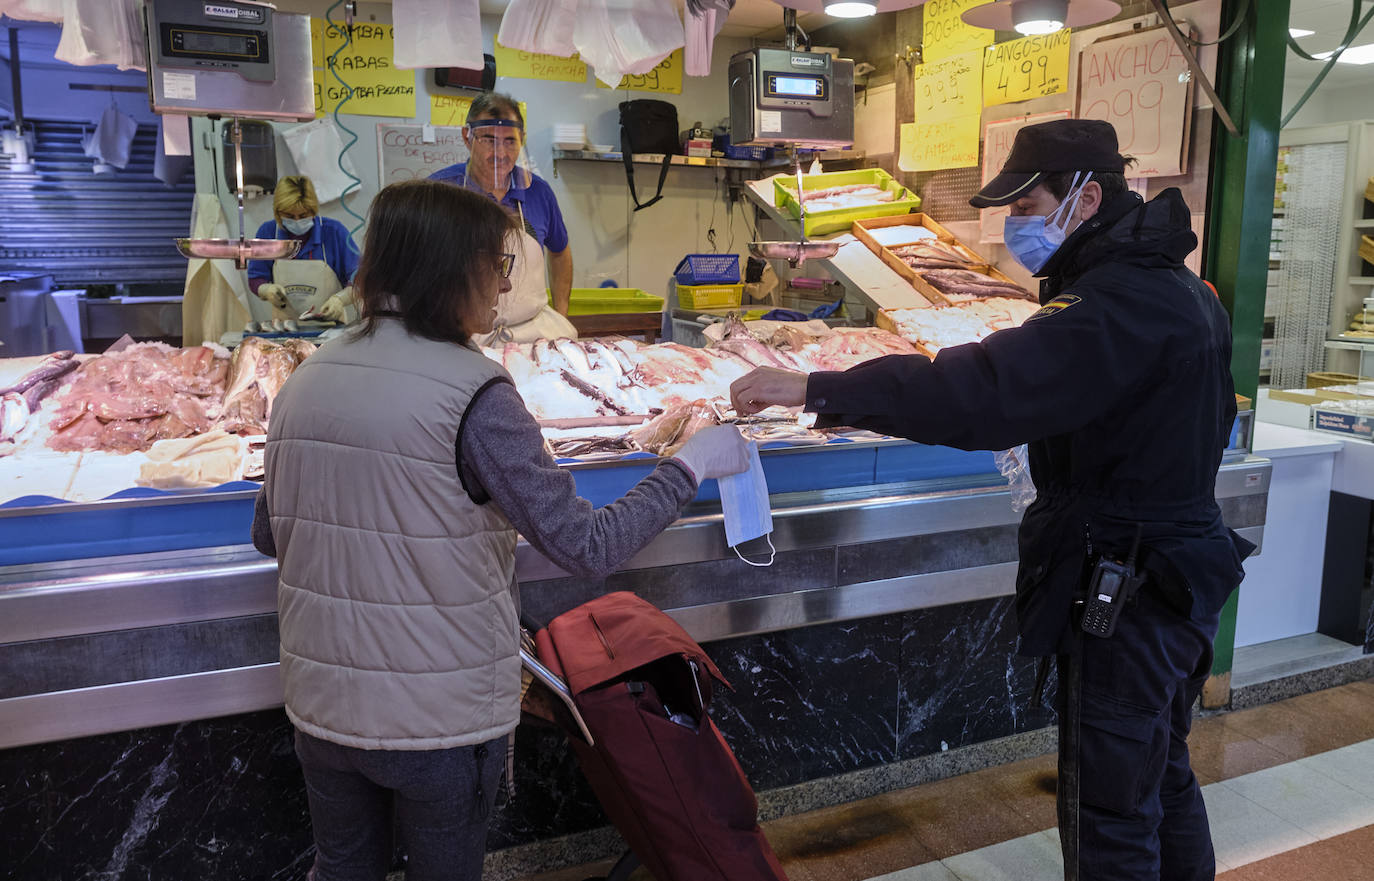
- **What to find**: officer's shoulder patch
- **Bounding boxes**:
[1024,293,1082,322]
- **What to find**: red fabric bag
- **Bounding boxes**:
[536,591,788,881]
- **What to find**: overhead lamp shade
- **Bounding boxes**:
[824,0,877,16]
[772,0,929,14]
[961,0,1122,32]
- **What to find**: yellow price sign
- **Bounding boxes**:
[983,29,1071,107]
[922,0,992,63]
[493,38,587,83]
[312,19,416,119]
[429,95,528,128]
[913,49,982,124]
[595,50,683,94]
[899,116,980,172]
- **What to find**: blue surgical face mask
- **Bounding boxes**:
[716,440,776,567]
[1003,172,1092,274]
[281,216,315,236]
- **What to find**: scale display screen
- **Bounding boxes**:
[162,23,267,63]
[765,73,826,100]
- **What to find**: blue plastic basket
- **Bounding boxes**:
[674,253,740,286]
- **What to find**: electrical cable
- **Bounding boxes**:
[1283,0,1374,128]
[1158,0,1251,47]
[327,1,365,253]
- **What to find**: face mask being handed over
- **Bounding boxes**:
[281,216,315,236]
[717,440,776,567]
[1002,172,1093,275]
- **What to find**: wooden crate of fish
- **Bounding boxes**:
[877,299,1041,356]
[852,216,1035,306]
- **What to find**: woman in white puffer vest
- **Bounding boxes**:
[252,180,750,881]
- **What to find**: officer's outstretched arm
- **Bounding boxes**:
[807,292,1160,450]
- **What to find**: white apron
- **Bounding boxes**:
[479,205,577,345]
[271,258,344,321]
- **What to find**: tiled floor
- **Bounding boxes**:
[518,679,1374,881]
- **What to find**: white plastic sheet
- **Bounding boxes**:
[497,0,579,58]
[685,0,730,77]
[0,0,63,22]
[391,0,483,71]
[281,118,359,205]
[82,105,137,169]
[573,0,684,88]
[53,0,145,71]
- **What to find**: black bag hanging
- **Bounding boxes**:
[618,99,679,212]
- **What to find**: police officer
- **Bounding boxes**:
[729,119,1254,881]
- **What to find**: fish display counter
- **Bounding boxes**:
[0,313,1270,875]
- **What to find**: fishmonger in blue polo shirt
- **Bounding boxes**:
[429,92,573,324]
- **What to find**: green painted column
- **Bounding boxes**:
[1201,0,1290,707]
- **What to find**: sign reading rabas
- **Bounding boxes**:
[310,18,417,118]
[1025,294,1079,322]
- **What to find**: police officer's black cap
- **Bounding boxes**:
[969,119,1127,209]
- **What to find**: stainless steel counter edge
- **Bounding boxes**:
[0,458,1270,646]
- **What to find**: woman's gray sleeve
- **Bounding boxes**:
[459,382,697,579]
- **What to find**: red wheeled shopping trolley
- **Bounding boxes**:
[521,591,788,881]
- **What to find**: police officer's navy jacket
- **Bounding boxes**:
[807,188,1253,655]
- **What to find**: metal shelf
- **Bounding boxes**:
[1324,336,1374,352]
[550,148,865,173]
[1353,219,1374,230]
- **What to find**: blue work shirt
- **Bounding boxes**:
[247,216,360,285]
[428,163,569,254]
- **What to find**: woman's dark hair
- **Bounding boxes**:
[1043,156,1137,204]
[353,180,515,345]
[466,91,525,129]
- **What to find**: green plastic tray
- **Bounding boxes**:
[548,288,665,315]
[773,168,921,236]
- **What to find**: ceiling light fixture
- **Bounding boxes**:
[823,0,877,17]
[961,0,1122,35]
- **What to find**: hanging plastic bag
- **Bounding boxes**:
[82,105,137,169]
[684,0,731,77]
[498,0,578,58]
[281,118,359,205]
[574,0,684,88]
[0,0,63,22]
[995,444,1037,513]
[391,0,483,70]
[54,0,145,71]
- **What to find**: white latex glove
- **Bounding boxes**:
[257,283,288,309]
[671,425,751,484]
[316,293,348,323]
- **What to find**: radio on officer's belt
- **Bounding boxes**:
[1080,526,1146,638]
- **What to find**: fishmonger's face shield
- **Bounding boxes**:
[463,116,533,196]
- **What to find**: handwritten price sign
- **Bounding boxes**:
[596,50,683,94]
[493,38,587,83]
[899,116,980,173]
[311,19,416,118]
[983,30,1071,107]
[913,49,982,124]
[429,96,528,128]
[1077,27,1193,177]
[922,0,992,63]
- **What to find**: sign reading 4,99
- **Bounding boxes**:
[983,30,1071,107]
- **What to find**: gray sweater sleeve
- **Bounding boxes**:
[251,485,277,558]
[459,381,697,579]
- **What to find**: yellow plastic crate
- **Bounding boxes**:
[677,283,744,309]
[773,168,921,236]
[547,288,664,315]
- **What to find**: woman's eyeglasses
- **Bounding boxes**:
[492,252,515,278]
